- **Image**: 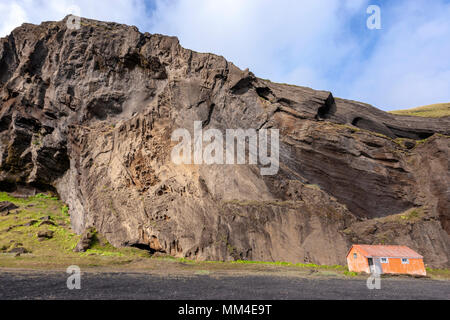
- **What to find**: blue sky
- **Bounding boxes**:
[1,0,449,111]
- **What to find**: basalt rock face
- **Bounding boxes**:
[0,17,449,267]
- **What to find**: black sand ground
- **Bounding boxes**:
[0,270,448,300]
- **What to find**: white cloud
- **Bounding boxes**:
[0,0,148,37]
[149,0,368,92]
[1,0,449,110]
[347,0,450,109]
[0,2,28,37]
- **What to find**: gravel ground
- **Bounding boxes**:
[0,270,449,300]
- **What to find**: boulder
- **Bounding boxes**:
[39,220,56,227]
[0,201,18,214]
[37,230,54,240]
[8,247,30,255]
[24,220,38,226]
[73,228,96,252]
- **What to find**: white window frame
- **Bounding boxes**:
[380,257,389,264]
[353,253,357,259]
[401,258,409,264]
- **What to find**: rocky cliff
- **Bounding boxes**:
[0,17,449,267]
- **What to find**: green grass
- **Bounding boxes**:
[426,268,450,280]
[61,205,69,216]
[222,199,302,207]
[194,270,211,275]
[381,207,424,224]
[0,195,79,258]
[389,103,450,118]
[164,257,347,271]
[0,192,148,268]
[399,208,421,221]
[148,256,363,278]
[331,123,391,140]
[34,193,58,200]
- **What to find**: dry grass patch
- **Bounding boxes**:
[389,103,450,118]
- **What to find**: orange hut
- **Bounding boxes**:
[347,244,426,276]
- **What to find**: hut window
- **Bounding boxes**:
[353,253,357,259]
[401,258,409,264]
[380,257,388,263]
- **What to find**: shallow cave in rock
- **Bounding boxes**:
[315,94,336,120]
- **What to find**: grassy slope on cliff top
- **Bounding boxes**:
[389,103,450,118]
